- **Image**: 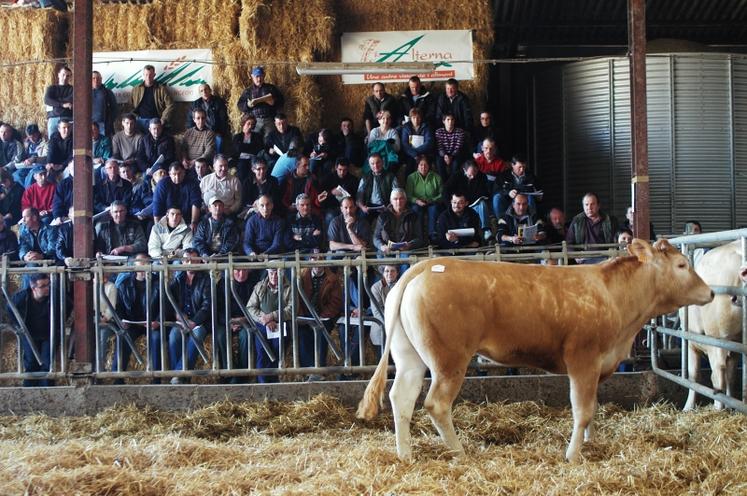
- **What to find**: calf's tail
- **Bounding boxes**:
[356,261,426,420]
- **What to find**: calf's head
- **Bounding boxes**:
[628,238,714,310]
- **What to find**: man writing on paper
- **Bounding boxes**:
[495,194,546,246]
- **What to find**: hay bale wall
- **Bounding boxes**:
[0,0,490,138]
[0,8,67,130]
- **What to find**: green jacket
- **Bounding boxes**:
[130,82,175,127]
[405,170,442,205]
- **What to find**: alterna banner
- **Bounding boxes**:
[93,49,213,103]
[341,30,473,85]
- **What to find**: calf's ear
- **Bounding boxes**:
[628,238,654,262]
[653,238,676,254]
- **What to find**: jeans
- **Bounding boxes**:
[253,322,280,383]
[20,336,52,387]
[298,320,335,368]
[168,325,209,371]
[47,117,62,139]
[410,203,441,239]
[136,117,153,134]
[470,198,492,230]
[436,156,460,181]
[111,327,146,372]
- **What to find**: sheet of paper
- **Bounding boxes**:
[447,228,475,237]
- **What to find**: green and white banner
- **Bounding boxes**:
[341,30,473,85]
[93,49,213,103]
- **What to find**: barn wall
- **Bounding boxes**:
[533,53,747,234]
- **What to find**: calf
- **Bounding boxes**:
[684,240,743,410]
[357,239,713,462]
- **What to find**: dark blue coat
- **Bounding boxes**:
[151,177,202,223]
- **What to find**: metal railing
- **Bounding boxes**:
[649,228,747,413]
[0,242,632,385]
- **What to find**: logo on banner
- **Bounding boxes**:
[94,49,213,102]
[341,30,472,84]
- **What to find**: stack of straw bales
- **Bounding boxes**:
[0,7,67,130]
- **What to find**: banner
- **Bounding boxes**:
[92,49,213,103]
[341,30,473,85]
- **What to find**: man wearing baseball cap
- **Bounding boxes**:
[192,195,239,257]
[237,65,285,136]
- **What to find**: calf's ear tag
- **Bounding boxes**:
[431,264,446,273]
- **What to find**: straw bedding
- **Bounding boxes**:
[0,396,745,495]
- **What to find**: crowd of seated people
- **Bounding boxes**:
[1,63,639,385]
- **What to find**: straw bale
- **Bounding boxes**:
[0,62,57,135]
[93,1,155,51]
[1,398,747,495]
[149,0,240,49]
[239,0,334,60]
[0,7,66,63]
[317,0,493,130]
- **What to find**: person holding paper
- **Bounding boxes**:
[493,153,542,219]
[443,161,493,240]
[356,153,399,221]
[373,188,423,260]
[435,192,481,250]
[400,108,435,175]
[246,267,293,383]
[496,194,546,246]
[136,118,176,175]
[318,157,360,227]
[237,66,285,136]
[264,113,302,169]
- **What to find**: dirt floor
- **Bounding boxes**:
[0,395,745,495]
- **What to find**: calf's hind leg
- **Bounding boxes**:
[423,366,468,456]
[389,336,428,461]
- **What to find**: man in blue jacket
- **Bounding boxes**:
[151,162,202,228]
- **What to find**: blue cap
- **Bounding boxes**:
[251,66,265,77]
[25,124,40,135]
